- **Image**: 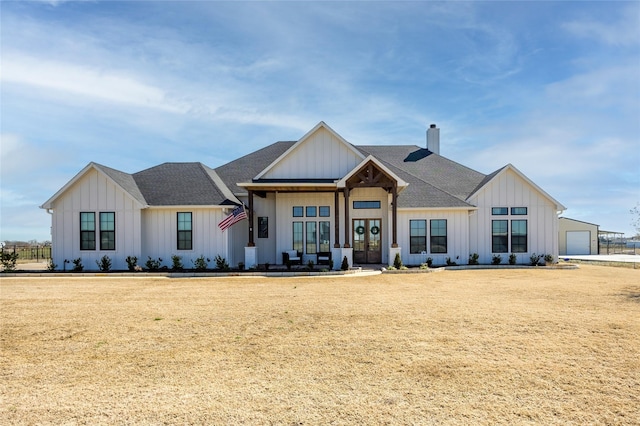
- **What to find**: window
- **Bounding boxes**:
[80,212,95,250]
[293,222,303,252]
[319,221,330,252]
[511,207,527,215]
[430,219,447,253]
[306,206,317,217]
[409,220,427,254]
[306,222,317,254]
[177,212,192,250]
[319,206,330,217]
[492,207,508,215]
[511,220,527,253]
[353,201,381,209]
[293,206,303,217]
[99,212,115,250]
[492,220,508,253]
[258,217,268,238]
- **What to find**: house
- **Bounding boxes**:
[41,122,566,270]
[558,217,599,255]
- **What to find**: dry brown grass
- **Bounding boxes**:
[1,265,639,425]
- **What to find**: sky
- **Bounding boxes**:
[1,0,639,242]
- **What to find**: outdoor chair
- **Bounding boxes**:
[282,250,302,265]
[316,251,332,266]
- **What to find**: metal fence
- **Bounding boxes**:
[1,245,52,262]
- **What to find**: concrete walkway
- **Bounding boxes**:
[560,254,639,264]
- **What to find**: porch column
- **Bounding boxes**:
[334,190,340,248]
[343,188,350,248]
[247,190,255,247]
[392,183,398,248]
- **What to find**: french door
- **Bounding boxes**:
[353,219,382,264]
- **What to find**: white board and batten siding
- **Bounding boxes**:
[49,168,141,271]
[261,127,362,180]
[397,209,470,266]
[468,167,559,264]
[141,207,228,268]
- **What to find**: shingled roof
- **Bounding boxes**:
[212,141,489,209]
[133,162,237,206]
[357,145,487,208]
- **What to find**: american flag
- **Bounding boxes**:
[218,205,247,231]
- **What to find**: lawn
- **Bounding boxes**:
[1,265,639,424]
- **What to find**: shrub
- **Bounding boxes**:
[393,253,403,269]
[47,259,58,271]
[341,256,349,271]
[171,255,184,271]
[529,253,542,266]
[72,258,84,272]
[491,254,502,265]
[419,263,429,270]
[95,255,112,272]
[544,254,554,264]
[445,257,457,266]
[468,253,479,265]
[238,262,245,271]
[214,255,230,271]
[425,257,433,267]
[125,256,138,271]
[145,256,163,271]
[508,253,517,265]
[264,262,270,271]
[306,259,315,270]
[192,255,210,271]
[0,251,19,272]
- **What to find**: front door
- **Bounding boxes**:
[353,219,382,264]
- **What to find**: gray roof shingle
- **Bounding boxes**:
[133,162,235,206]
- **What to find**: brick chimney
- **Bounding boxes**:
[427,124,440,154]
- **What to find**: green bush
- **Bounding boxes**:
[341,256,349,271]
[95,255,112,272]
[0,251,19,272]
[508,253,517,265]
[192,255,210,271]
[72,258,84,272]
[468,253,479,265]
[393,253,403,269]
[214,255,230,271]
[171,255,184,271]
[125,256,138,271]
[491,254,502,265]
[145,256,163,271]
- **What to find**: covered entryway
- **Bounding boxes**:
[353,219,381,263]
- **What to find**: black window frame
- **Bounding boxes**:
[80,212,96,251]
[353,201,381,209]
[177,212,193,250]
[492,220,509,253]
[99,212,115,251]
[306,206,317,217]
[511,207,528,215]
[293,221,303,252]
[511,220,528,253]
[258,217,268,239]
[409,220,427,254]
[319,206,330,217]
[492,207,508,215]
[430,219,447,254]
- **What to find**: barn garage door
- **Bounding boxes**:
[567,231,591,255]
